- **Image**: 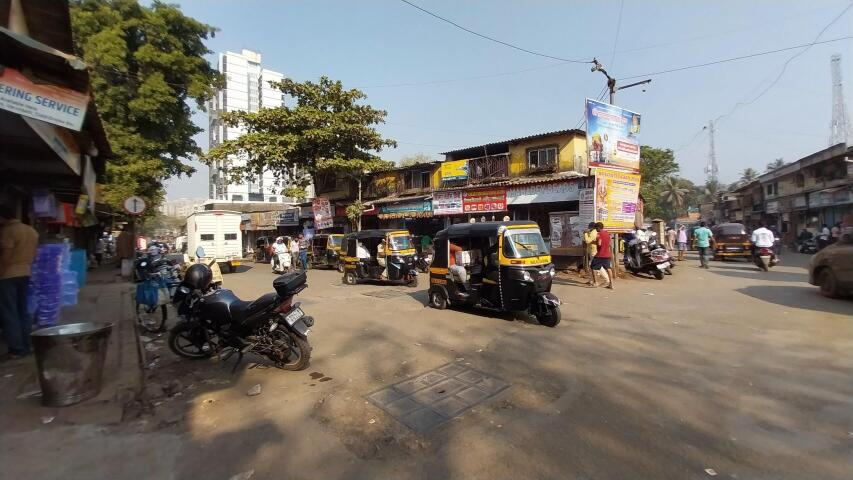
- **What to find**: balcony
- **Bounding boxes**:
[468,153,510,184]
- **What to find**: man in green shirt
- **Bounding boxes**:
[693,221,714,269]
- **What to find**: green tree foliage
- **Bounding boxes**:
[703,179,723,202]
[70,0,222,211]
[766,158,785,172]
[399,153,434,167]
[639,146,679,220]
[203,76,396,200]
[659,176,692,219]
[740,167,759,183]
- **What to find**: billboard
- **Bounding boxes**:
[585,99,641,172]
[440,160,468,181]
[0,67,89,131]
[463,188,506,213]
[312,197,333,230]
[593,168,641,233]
[433,191,463,215]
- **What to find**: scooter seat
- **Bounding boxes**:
[230,292,280,325]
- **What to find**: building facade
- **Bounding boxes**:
[159,197,207,218]
[208,49,289,203]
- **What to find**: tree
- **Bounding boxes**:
[740,168,759,183]
[766,158,785,172]
[399,153,433,167]
[70,0,222,211]
[659,177,691,219]
[639,146,680,220]
[202,76,396,201]
[703,179,723,203]
[316,157,394,230]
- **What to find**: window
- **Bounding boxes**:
[766,182,778,196]
[404,170,431,190]
[231,194,243,201]
[268,197,277,202]
[200,234,214,241]
[224,233,238,240]
[527,146,558,171]
[503,229,549,258]
[420,171,431,189]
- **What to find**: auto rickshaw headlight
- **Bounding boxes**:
[549,266,556,277]
[510,269,533,282]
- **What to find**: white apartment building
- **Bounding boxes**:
[159,197,207,218]
[208,49,288,202]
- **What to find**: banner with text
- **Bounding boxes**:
[585,98,641,172]
[312,197,334,230]
[463,188,507,213]
[0,67,89,130]
[433,191,464,215]
[440,160,468,181]
[593,168,641,233]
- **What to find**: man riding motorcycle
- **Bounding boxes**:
[271,237,289,273]
[751,224,778,265]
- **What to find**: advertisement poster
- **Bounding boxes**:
[432,191,464,215]
[440,160,468,181]
[549,215,564,248]
[593,168,641,232]
[578,188,595,228]
[379,200,433,219]
[585,98,641,172]
[0,67,89,130]
[312,197,333,230]
[463,188,506,213]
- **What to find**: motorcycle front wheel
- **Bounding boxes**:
[168,322,215,359]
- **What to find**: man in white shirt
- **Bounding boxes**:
[272,237,288,270]
[751,224,776,261]
[356,242,370,260]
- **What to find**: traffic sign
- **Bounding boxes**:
[123,196,147,215]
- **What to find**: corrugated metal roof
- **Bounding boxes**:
[441,128,586,157]
[433,171,585,192]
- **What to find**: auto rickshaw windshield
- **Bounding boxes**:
[388,234,413,251]
[329,236,343,248]
[503,229,549,258]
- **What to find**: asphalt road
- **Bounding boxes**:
[136,252,852,479]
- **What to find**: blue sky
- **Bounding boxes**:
[164,0,853,199]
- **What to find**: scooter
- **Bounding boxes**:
[624,240,672,280]
[271,251,291,274]
[754,247,775,272]
[415,251,433,273]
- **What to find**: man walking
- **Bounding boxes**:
[676,225,688,261]
[297,234,309,271]
[591,222,614,289]
[0,206,38,360]
[693,221,714,269]
[582,222,598,286]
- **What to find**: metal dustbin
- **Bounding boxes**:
[31,322,113,407]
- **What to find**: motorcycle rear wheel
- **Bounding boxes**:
[653,269,665,280]
[269,330,311,371]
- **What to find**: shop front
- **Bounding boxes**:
[808,186,853,228]
[506,179,582,241]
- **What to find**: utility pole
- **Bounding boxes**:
[591,58,651,105]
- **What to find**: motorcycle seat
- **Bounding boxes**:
[230,292,280,324]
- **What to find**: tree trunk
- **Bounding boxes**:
[357,177,363,231]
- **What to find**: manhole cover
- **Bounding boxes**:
[362,289,409,299]
[366,363,510,433]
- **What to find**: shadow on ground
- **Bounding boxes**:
[736,285,853,316]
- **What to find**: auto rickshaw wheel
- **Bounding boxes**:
[429,288,447,310]
[343,271,357,285]
[536,305,561,327]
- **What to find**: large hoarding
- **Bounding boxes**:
[463,188,506,213]
[593,168,641,233]
[585,98,641,172]
[432,191,463,215]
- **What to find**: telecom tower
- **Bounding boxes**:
[830,54,849,146]
[704,120,719,184]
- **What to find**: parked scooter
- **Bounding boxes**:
[169,247,314,371]
[624,239,672,280]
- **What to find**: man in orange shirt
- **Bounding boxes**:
[0,206,39,360]
[449,241,467,285]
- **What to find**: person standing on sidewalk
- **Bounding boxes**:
[0,206,38,360]
[591,222,614,289]
[582,222,598,286]
[694,221,714,269]
[676,225,688,261]
[297,233,309,271]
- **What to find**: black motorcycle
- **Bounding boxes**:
[168,264,313,372]
[624,239,672,280]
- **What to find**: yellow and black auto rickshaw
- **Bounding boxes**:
[308,233,345,271]
[426,221,561,327]
[341,229,419,287]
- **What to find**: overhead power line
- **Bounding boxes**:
[397,0,593,64]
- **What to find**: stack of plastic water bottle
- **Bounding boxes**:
[29,243,79,327]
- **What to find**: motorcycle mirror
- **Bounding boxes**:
[195,246,205,258]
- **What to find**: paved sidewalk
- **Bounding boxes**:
[0,265,143,431]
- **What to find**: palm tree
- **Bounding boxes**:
[659,176,690,216]
[703,179,722,202]
[766,158,785,172]
[740,168,759,183]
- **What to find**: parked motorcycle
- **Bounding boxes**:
[624,240,672,280]
[168,247,313,371]
[415,251,433,273]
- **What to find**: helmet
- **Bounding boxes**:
[184,263,212,291]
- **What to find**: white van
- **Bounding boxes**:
[186,210,242,272]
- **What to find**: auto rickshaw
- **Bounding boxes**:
[341,229,418,287]
[426,221,561,327]
[308,233,345,272]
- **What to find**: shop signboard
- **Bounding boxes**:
[507,180,579,205]
[765,200,779,214]
[463,188,506,213]
[433,191,464,215]
[312,197,334,230]
[0,67,89,130]
[440,160,468,181]
[593,168,641,233]
[276,208,300,226]
[585,98,641,172]
[378,199,433,219]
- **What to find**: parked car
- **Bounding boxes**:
[808,232,853,298]
[711,223,752,260]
